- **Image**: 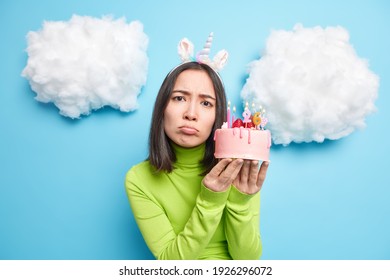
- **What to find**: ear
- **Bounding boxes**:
[178,38,194,62]
[212,49,229,71]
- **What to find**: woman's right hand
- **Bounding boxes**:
[202,159,244,192]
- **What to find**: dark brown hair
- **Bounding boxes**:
[148,61,227,174]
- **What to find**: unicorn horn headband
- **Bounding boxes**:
[177,32,229,72]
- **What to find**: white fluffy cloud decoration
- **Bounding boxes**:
[22,15,149,118]
[241,24,379,146]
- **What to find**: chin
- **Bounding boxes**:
[175,138,203,148]
[178,142,198,148]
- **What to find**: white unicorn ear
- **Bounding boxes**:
[212,49,229,71]
[178,38,194,62]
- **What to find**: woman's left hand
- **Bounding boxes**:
[232,160,269,195]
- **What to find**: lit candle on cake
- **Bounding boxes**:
[260,109,268,129]
[232,105,236,125]
[253,112,262,129]
[242,102,251,128]
[227,101,231,128]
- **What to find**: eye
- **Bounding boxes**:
[201,100,213,107]
[172,96,185,102]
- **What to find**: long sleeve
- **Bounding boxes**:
[224,186,262,259]
[125,164,230,260]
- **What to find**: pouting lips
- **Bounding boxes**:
[179,126,198,135]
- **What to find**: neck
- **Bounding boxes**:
[171,142,206,169]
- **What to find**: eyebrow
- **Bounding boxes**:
[171,89,216,100]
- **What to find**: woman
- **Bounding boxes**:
[125,61,269,260]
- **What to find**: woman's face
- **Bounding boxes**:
[164,69,216,148]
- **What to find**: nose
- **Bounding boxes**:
[183,102,198,121]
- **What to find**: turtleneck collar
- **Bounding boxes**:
[171,142,206,170]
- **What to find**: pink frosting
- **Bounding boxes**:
[214,128,271,161]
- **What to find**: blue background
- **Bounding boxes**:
[1,0,389,260]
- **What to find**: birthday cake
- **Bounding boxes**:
[214,102,271,162]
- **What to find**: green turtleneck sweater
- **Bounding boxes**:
[125,143,262,260]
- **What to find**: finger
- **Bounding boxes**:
[239,160,251,183]
[209,158,233,177]
[248,160,259,186]
[222,158,244,183]
[256,161,269,189]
